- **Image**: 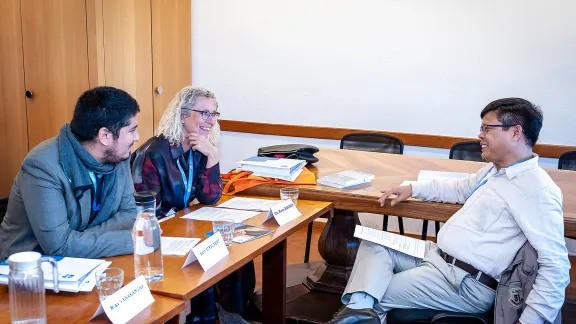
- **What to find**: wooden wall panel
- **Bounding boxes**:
[21,0,90,149]
[101,0,154,147]
[86,0,105,88]
[0,0,28,197]
[151,0,192,128]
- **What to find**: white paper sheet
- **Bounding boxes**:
[417,170,470,181]
[161,237,200,256]
[181,207,260,223]
[217,197,280,212]
[353,225,426,259]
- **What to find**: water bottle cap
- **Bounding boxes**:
[134,191,157,203]
[8,251,41,270]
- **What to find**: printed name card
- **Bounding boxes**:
[91,275,154,324]
[262,199,302,226]
[181,231,229,270]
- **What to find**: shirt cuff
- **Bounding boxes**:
[204,162,222,183]
[410,181,428,199]
[519,305,546,324]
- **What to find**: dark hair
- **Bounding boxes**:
[70,86,140,142]
[480,98,543,147]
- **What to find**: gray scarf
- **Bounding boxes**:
[58,124,118,225]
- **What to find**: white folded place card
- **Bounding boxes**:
[181,232,229,271]
[91,275,154,324]
[262,199,302,226]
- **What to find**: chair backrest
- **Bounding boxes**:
[340,133,404,155]
[559,151,576,170]
[0,198,8,225]
[449,141,485,162]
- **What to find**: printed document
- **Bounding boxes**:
[161,237,201,256]
[217,197,280,212]
[354,225,426,259]
[181,207,260,223]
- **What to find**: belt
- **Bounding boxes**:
[440,252,498,290]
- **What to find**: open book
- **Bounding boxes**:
[353,225,426,259]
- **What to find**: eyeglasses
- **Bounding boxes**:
[479,124,518,133]
[192,110,220,121]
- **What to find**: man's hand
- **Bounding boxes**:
[187,133,219,167]
[378,185,413,207]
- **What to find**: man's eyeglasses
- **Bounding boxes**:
[479,124,518,133]
[192,110,220,121]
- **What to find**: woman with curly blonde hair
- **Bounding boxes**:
[132,86,255,324]
[132,86,222,214]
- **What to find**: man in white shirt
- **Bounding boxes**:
[328,98,570,324]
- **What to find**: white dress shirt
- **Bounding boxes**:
[411,155,569,324]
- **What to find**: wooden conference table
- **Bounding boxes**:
[234,148,576,293]
[0,197,332,324]
[102,196,332,324]
[0,286,185,324]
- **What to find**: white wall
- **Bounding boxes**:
[218,131,559,235]
[192,0,576,145]
[191,0,575,237]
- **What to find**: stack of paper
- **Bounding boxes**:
[317,170,375,189]
[0,257,110,292]
[236,156,306,182]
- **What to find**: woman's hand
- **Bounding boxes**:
[187,133,219,168]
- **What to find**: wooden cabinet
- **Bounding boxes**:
[21,0,91,148]
[151,0,192,125]
[89,0,155,146]
[0,0,29,198]
[0,0,192,197]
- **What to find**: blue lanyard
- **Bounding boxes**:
[176,151,194,207]
[467,166,495,200]
[466,156,534,200]
[88,171,102,212]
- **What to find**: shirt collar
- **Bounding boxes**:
[500,154,539,180]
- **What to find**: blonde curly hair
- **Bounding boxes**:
[155,86,220,146]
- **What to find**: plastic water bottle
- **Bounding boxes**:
[133,191,164,283]
[8,252,59,324]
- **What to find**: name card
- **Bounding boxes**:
[91,275,154,324]
[181,231,229,271]
[262,199,302,226]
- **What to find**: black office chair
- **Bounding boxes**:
[340,133,405,154]
[340,133,405,235]
[0,198,8,225]
[422,141,486,239]
[559,151,576,171]
[449,141,485,162]
[388,307,493,324]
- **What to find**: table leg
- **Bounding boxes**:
[262,239,287,324]
[304,209,360,294]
